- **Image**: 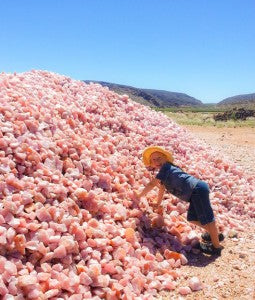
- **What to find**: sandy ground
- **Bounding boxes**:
[159,126,255,300]
[184,126,255,174]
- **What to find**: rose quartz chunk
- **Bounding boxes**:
[4,261,17,275]
[53,245,67,258]
[18,275,37,286]
[179,286,192,295]
[189,276,203,291]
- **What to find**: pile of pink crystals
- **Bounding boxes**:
[0,71,254,299]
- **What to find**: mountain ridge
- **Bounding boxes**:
[83,80,202,107]
[83,80,255,108]
[218,93,255,106]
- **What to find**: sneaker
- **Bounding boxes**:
[199,242,223,256]
[201,232,224,242]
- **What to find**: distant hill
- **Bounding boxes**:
[83,80,203,107]
[218,93,255,106]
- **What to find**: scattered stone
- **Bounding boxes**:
[178,286,192,295]
[233,264,242,271]
[232,238,239,242]
[216,281,225,288]
[228,230,238,238]
[245,288,254,295]
[239,252,246,259]
[188,277,203,291]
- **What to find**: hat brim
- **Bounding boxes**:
[142,146,173,167]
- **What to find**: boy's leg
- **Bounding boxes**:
[204,221,221,248]
[190,220,221,248]
[188,181,222,249]
[189,220,206,229]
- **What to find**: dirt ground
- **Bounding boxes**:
[184,126,255,174]
[159,126,255,300]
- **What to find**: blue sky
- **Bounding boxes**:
[1,0,255,103]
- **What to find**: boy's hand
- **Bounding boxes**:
[156,205,164,215]
[151,201,158,208]
[132,191,141,207]
[151,201,163,214]
[133,191,141,200]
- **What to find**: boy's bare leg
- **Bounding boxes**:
[190,220,221,248]
[190,220,206,229]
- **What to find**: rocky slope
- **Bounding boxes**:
[218,93,255,106]
[0,71,254,299]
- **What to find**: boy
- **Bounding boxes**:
[135,146,224,255]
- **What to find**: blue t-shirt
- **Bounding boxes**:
[156,162,199,202]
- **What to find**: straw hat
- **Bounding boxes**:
[142,146,174,167]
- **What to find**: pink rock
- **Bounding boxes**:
[79,272,93,286]
[87,218,100,228]
[74,188,88,200]
[26,222,41,231]
[0,235,7,245]
[6,175,24,190]
[179,286,192,295]
[40,252,54,263]
[0,257,6,273]
[26,241,38,251]
[25,120,39,133]
[37,272,51,281]
[188,276,203,291]
[0,278,8,295]
[8,279,18,295]
[4,261,17,276]
[44,289,60,298]
[0,215,5,225]
[49,278,61,290]
[102,262,117,275]
[110,236,124,247]
[180,254,188,265]
[53,245,67,259]
[27,289,41,299]
[95,274,110,288]
[18,275,37,287]
[52,263,63,272]
[37,242,47,255]
[68,295,83,300]
[36,207,52,222]
[162,279,176,290]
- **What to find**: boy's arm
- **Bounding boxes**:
[136,178,158,199]
[157,183,165,206]
[149,183,166,214]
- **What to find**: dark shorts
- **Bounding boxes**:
[187,180,215,225]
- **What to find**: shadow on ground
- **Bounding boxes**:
[136,210,219,267]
